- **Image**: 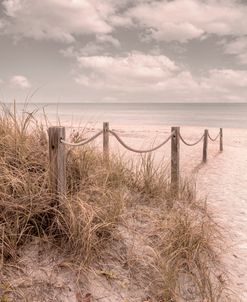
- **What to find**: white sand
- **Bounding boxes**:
[87,124,246,301]
[196,129,247,301]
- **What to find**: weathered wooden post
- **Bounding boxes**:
[48,126,66,202]
[220,128,223,152]
[103,122,109,164]
[171,127,180,195]
[203,129,208,163]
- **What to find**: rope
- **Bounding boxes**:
[60,127,219,150]
[61,130,103,146]
[208,132,220,142]
[108,130,174,153]
[179,132,204,146]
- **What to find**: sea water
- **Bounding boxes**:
[5,102,247,129]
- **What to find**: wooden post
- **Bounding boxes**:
[103,122,109,164]
[203,129,208,163]
[48,126,66,202]
[220,128,223,152]
[171,127,180,195]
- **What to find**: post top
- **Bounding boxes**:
[48,126,65,129]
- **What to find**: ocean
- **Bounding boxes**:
[5,102,247,129]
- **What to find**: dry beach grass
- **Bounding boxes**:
[0,105,229,301]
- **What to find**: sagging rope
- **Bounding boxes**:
[60,127,220,150]
[179,132,204,146]
[208,132,220,142]
[61,130,103,146]
[108,130,174,153]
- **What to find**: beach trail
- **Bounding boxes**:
[195,133,247,301]
[109,126,247,301]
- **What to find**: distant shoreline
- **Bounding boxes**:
[2,102,247,129]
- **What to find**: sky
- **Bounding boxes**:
[0,0,247,103]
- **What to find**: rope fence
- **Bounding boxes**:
[48,123,223,200]
[179,132,205,146]
[208,132,220,142]
[108,129,175,153]
[61,130,103,147]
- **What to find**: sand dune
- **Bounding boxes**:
[95,125,247,301]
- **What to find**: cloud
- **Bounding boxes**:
[60,33,120,58]
[2,0,247,45]
[205,69,247,89]
[96,34,120,48]
[0,19,6,29]
[74,52,247,102]
[202,69,247,102]
[2,0,247,103]
[224,37,247,64]
[127,0,247,42]
[76,52,179,90]
[10,75,31,89]
[1,0,115,42]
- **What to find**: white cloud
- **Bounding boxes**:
[10,75,31,89]
[2,0,247,103]
[1,0,115,42]
[3,0,247,44]
[74,52,247,102]
[202,69,247,102]
[224,37,247,64]
[127,0,247,42]
[204,69,247,89]
[76,53,179,90]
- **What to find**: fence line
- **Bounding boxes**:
[208,131,220,142]
[179,132,205,146]
[61,130,103,146]
[108,129,174,153]
[49,123,223,199]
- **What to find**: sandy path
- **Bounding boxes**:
[104,126,247,301]
[195,136,247,301]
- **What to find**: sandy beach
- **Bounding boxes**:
[1,111,246,301]
[80,124,247,301]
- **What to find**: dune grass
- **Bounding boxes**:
[0,104,228,301]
